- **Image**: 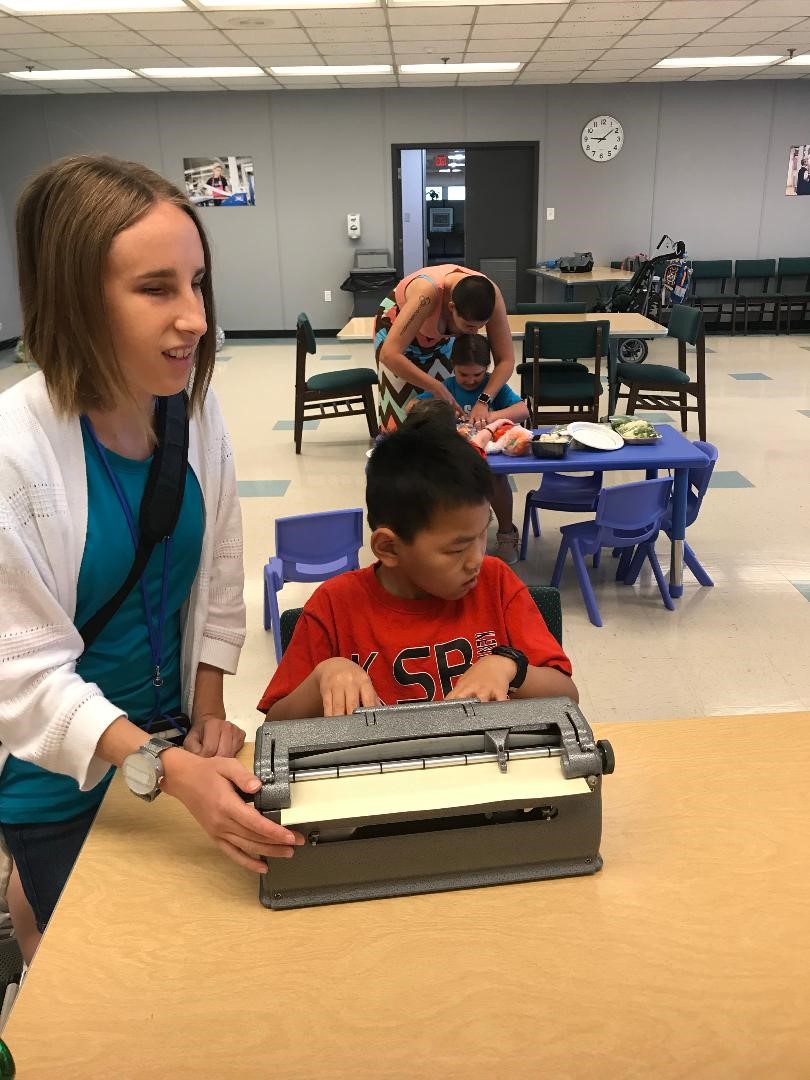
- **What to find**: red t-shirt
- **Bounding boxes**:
[257,556,571,712]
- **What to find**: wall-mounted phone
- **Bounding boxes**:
[347,213,361,240]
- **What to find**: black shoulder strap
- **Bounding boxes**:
[78,392,189,652]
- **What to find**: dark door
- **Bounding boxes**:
[465,145,538,309]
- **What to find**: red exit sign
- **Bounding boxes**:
[434,154,448,167]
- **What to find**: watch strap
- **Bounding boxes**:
[141,736,174,760]
[491,646,529,690]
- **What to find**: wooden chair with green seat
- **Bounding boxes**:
[521,321,607,428]
[733,259,780,336]
[686,260,733,333]
[278,584,564,656]
[615,304,707,441]
[515,303,590,405]
[294,312,379,454]
[775,257,810,333]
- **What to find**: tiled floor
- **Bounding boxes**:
[2,329,809,731]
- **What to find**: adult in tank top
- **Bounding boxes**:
[374,264,514,431]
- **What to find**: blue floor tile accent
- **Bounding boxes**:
[790,581,810,601]
[215,354,232,363]
[709,471,754,489]
[636,411,675,423]
[273,419,320,431]
[321,354,352,362]
[730,372,771,381]
[508,476,517,493]
[799,410,810,418]
[237,480,290,498]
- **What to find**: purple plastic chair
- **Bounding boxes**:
[550,477,674,627]
[623,441,718,588]
[263,508,364,661]
[519,471,604,561]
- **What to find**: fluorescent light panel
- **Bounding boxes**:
[198,0,374,8]
[401,62,521,74]
[391,0,561,6]
[139,66,265,77]
[7,67,138,80]
[270,64,391,76]
[1,0,182,10]
[781,54,810,65]
[656,55,781,68]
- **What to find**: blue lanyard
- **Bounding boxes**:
[81,415,178,730]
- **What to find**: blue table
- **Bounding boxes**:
[488,425,709,598]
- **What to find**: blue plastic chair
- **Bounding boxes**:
[519,471,604,561]
[623,441,718,588]
[263,508,364,661]
[550,478,674,627]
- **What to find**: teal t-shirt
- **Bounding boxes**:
[0,426,204,824]
[417,375,521,416]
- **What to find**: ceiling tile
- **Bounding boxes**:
[102,45,175,57]
[142,29,230,45]
[314,40,393,53]
[552,20,636,36]
[622,31,701,45]
[58,31,149,47]
[630,18,720,35]
[387,7,474,25]
[475,2,566,22]
[223,27,309,43]
[167,45,246,57]
[391,26,468,41]
[522,60,584,70]
[469,23,548,40]
[0,17,51,34]
[739,1,810,14]
[517,72,573,82]
[651,1,748,18]
[116,13,212,30]
[107,82,168,91]
[10,45,95,58]
[297,9,386,27]
[692,31,781,45]
[315,52,391,63]
[0,32,66,48]
[719,16,806,33]
[249,50,321,61]
[463,47,538,59]
[609,47,673,59]
[22,14,122,31]
[532,49,605,60]
[544,34,622,49]
[561,2,658,21]
[587,59,649,70]
[308,27,390,42]
[393,51,462,63]
[203,12,298,29]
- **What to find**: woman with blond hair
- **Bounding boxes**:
[0,156,302,961]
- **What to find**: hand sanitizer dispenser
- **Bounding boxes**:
[347,214,361,241]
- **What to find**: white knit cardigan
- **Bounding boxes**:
[0,372,246,791]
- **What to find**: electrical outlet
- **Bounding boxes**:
[324,290,332,302]
[546,207,555,221]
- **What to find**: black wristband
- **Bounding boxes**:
[490,646,528,690]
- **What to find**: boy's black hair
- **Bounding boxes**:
[451,276,496,323]
[450,333,491,369]
[401,397,458,433]
[366,423,494,542]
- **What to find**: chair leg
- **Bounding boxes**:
[363,387,379,438]
[531,506,541,539]
[626,386,639,416]
[550,536,569,588]
[697,386,707,442]
[593,548,602,569]
[293,391,305,455]
[570,540,602,627]
[519,496,533,562]
[644,545,675,611]
[264,573,283,662]
[623,544,647,585]
[616,547,634,581]
[679,390,688,432]
[684,542,714,587]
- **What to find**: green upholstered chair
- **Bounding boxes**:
[515,303,589,394]
[294,313,379,454]
[519,321,606,428]
[279,584,564,655]
[733,259,780,336]
[616,304,707,441]
[687,260,734,332]
[776,257,810,334]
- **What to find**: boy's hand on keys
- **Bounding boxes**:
[315,658,382,716]
[447,655,515,703]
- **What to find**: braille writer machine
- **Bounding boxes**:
[252,697,615,909]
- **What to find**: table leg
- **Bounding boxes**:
[669,466,687,599]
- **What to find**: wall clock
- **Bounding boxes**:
[581,115,624,162]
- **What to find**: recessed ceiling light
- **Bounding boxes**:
[270,64,392,76]
[0,0,183,10]
[781,53,810,65]
[139,66,266,78]
[655,55,782,69]
[6,67,139,80]
[198,0,375,8]
[400,62,521,74]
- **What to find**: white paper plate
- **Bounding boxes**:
[566,422,624,451]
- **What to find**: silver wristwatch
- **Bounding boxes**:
[121,737,175,802]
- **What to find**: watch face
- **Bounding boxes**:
[122,752,159,797]
[581,115,624,163]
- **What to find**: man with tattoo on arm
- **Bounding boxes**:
[374,264,514,431]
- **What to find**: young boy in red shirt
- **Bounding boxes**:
[258,424,576,719]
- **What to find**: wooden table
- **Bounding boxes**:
[6,714,809,1079]
[528,264,633,302]
[338,312,666,414]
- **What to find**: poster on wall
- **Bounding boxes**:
[183,156,255,207]
[785,145,810,196]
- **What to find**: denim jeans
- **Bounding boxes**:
[1,806,99,932]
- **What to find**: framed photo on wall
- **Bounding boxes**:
[183,156,255,207]
[785,145,810,196]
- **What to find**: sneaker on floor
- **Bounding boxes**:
[495,527,519,565]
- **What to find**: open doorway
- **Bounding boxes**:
[392,141,539,309]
